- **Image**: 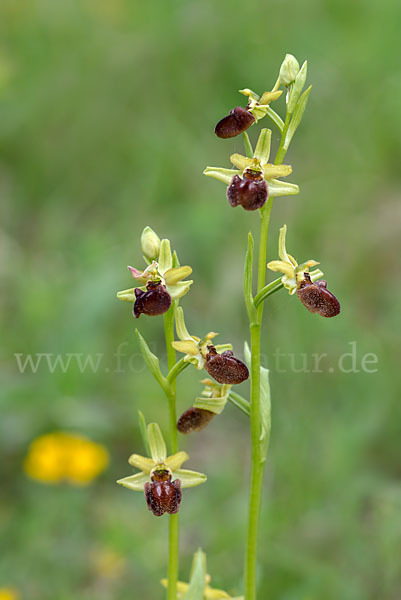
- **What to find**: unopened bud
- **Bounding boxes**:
[141,226,161,261]
[279,54,300,86]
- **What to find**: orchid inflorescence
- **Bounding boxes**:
[115,52,341,600]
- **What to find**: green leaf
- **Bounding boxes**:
[135,329,169,392]
[254,128,271,163]
[244,232,257,323]
[183,549,206,600]
[287,60,307,113]
[244,342,271,464]
[138,410,150,455]
[259,363,271,464]
[284,85,312,151]
[147,423,167,463]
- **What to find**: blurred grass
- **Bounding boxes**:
[1,0,401,598]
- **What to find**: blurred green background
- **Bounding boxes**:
[1,0,401,598]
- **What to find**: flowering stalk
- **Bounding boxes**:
[163,304,179,600]
[116,53,341,600]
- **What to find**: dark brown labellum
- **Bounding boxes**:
[215,107,255,139]
[177,407,216,434]
[296,274,340,318]
[133,281,171,318]
[204,345,249,384]
[144,470,182,516]
[227,172,268,211]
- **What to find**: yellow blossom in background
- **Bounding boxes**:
[0,589,19,600]
[24,432,109,485]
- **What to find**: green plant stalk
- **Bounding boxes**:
[163,305,179,600]
[244,113,292,599]
[244,200,273,600]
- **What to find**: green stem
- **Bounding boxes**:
[163,305,179,600]
[244,112,292,600]
[274,111,291,166]
[244,203,272,600]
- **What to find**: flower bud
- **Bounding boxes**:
[279,54,300,86]
[215,107,255,139]
[141,226,161,261]
[296,274,340,318]
[177,407,216,434]
[144,468,182,516]
[133,281,171,318]
[205,346,249,385]
[227,170,268,211]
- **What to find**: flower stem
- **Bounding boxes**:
[163,304,179,600]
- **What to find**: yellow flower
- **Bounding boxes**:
[0,589,19,600]
[24,432,109,485]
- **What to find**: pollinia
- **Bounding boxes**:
[116,53,340,600]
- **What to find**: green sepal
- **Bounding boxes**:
[194,395,227,415]
[138,410,150,456]
[175,469,207,488]
[267,179,299,197]
[158,238,173,273]
[203,167,240,185]
[253,128,271,164]
[243,131,253,158]
[116,288,136,302]
[147,423,167,463]
[116,472,148,491]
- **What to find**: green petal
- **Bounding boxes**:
[259,90,282,104]
[262,163,292,178]
[239,88,260,101]
[174,469,207,488]
[117,472,149,491]
[172,340,199,355]
[147,423,167,463]
[128,454,154,473]
[165,451,189,471]
[164,266,192,285]
[230,153,254,170]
